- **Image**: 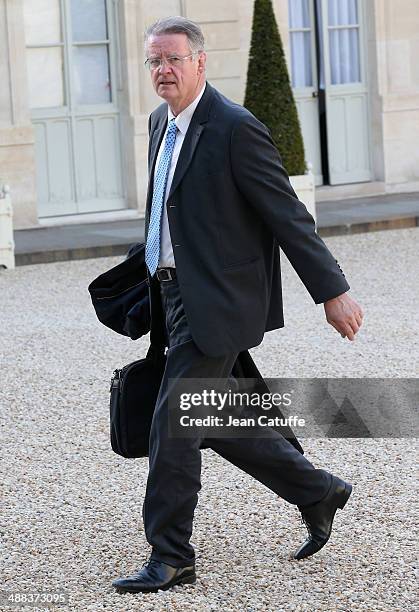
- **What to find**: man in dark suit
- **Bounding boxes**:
[112,16,363,594]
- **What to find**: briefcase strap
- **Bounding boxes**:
[146,271,167,363]
[147,318,166,363]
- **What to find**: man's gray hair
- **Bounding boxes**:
[144,16,205,54]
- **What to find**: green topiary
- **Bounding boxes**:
[244,0,307,176]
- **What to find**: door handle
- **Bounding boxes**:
[312,91,319,98]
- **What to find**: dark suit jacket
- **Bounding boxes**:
[145,82,350,358]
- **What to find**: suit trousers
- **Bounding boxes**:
[142,276,332,568]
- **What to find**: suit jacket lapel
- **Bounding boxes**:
[145,83,216,238]
[149,121,166,178]
[168,123,205,199]
[145,118,166,239]
[168,83,214,199]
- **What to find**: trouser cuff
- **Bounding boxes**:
[150,550,196,569]
[298,469,333,510]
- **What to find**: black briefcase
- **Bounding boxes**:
[109,345,166,458]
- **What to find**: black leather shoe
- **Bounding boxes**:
[112,559,196,594]
[293,475,352,560]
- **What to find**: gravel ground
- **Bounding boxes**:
[1,228,418,612]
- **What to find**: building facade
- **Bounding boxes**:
[1,0,418,229]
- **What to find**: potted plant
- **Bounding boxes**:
[244,0,316,221]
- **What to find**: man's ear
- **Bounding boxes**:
[198,51,207,73]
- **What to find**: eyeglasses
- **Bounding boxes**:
[144,53,198,71]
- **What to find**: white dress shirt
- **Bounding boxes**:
[156,82,207,268]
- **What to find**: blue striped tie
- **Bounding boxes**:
[145,118,178,276]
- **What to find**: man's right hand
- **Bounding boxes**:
[323,292,364,341]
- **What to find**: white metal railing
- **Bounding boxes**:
[0,184,15,269]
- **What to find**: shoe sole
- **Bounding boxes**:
[114,573,196,594]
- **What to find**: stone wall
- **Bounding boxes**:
[0,0,37,229]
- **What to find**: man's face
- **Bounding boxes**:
[146,33,206,113]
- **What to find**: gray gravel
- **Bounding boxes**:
[1,228,418,612]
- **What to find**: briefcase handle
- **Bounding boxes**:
[146,312,166,364]
[146,343,165,364]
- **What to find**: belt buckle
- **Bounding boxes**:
[158,268,172,282]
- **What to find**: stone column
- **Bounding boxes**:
[372,0,419,191]
[0,0,37,228]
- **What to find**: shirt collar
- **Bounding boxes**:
[167,82,207,135]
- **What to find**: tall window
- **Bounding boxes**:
[23,0,64,108]
[70,0,111,104]
[328,0,361,84]
[23,0,111,109]
[288,0,313,88]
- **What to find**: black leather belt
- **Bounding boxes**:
[156,267,177,282]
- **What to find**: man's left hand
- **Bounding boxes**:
[324,293,364,341]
